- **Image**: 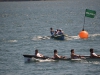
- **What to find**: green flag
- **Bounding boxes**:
[85,9,96,18]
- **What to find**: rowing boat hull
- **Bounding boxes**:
[23,55,82,62]
[85,57,100,61]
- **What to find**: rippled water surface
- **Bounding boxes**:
[0,0,100,75]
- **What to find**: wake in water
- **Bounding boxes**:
[32,36,51,41]
[31,33,100,41]
[24,57,100,64]
[5,33,100,43]
[24,57,55,63]
[65,35,80,40]
[89,33,100,37]
[8,40,18,43]
[31,35,80,41]
[81,60,100,65]
[31,57,55,62]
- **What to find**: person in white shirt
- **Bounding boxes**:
[35,49,44,57]
[90,48,100,58]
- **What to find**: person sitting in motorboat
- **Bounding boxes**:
[90,48,100,58]
[56,29,59,34]
[58,30,63,35]
[58,29,64,35]
[50,28,54,36]
[35,49,44,57]
[53,49,66,59]
[54,30,58,36]
[71,49,85,59]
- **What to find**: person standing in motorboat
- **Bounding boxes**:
[50,28,54,36]
[53,49,66,59]
[71,49,85,59]
[35,49,44,57]
[90,48,100,58]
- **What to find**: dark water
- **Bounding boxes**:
[0,0,100,75]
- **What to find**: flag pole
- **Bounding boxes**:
[82,13,86,31]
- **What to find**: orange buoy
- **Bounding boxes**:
[79,30,89,39]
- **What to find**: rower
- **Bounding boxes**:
[90,48,100,58]
[71,49,85,59]
[54,49,66,59]
[35,49,44,57]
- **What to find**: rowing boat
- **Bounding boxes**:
[23,55,82,62]
[23,55,100,62]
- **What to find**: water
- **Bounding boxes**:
[0,0,100,75]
